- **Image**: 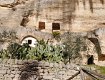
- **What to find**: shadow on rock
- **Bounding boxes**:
[19,61,42,80]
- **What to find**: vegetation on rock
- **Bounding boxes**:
[62,32,88,63]
[0,33,89,64]
[0,30,17,42]
[0,40,63,62]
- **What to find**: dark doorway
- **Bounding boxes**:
[28,40,32,44]
[52,23,60,30]
[20,17,29,27]
[39,22,45,30]
[87,55,94,65]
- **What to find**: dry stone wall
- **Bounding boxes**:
[0,59,80,80]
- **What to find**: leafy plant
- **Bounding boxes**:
[26,40,63,62]
[0,49,9,59]
[52,31,60,40]
[0,40,64,62]
[62,32,87,63]
[0,43,30,59]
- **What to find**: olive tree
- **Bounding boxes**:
[62,32,87,63]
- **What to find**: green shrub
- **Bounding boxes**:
[26,40,63,62]
[52,31,60,40]
[0,40,64,62]
[0,49,9,59]
[0,43,30,59]
[62,32,87,63]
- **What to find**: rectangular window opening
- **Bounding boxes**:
[52,23,60,30]
[39,22,45,30]
[28,40,32,44]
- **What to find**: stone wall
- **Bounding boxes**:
[0,0,105,67]
[0,0,105,33]
[0,59,81,80]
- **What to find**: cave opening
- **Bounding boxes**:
[87,55,94,65]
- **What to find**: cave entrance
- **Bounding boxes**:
[87,55,94,65]
[52,23,60,31]
[20,17,29,27]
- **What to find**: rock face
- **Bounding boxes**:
[0,0,105,32]
[0,59,81,80]
[0,0,15,5]
[71,0,105,32]
[0,0,105,66]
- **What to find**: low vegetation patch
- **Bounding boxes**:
[52,31,60,40]
[96,66,105,75]
[0,33,89,63]
[0,40,63,62]
[86,65,105,75]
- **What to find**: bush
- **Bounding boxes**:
[62,32,88,63]
[0,40,64,62]
[0,43,30,59]
[26,40,63,62]
[52,31,60,40]
[0,32,89,64]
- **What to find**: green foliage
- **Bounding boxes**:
[0,49,9,59]
[52,31,60,40]
[0,40,64,62]
[0,32,89,63]
[86,65,105,75]
[26,40,63,62]
[62,32,87,63]
[97,66,105,75]
[0,43,30,59]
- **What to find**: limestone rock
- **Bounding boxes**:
[0,0,15,5]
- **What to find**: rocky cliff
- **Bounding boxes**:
[0,0,105,32]
[0,0,105,66]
